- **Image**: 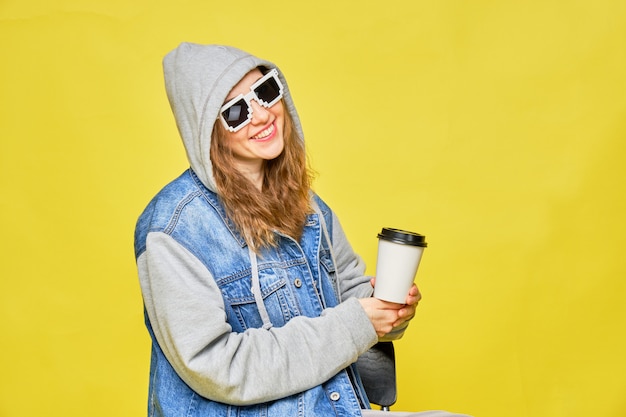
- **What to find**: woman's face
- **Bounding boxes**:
[222,68,285,174]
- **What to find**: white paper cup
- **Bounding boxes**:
[373,228,427,304]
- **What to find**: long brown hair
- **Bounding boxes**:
[210,102,315,250]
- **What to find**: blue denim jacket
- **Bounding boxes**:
[135,169,371,417]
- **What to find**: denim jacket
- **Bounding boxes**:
[134,169,378,417]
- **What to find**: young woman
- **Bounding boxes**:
[134,42,470,417]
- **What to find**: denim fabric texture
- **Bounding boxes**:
[135,169,370,417]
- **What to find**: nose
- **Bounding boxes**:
[249,99,270,125]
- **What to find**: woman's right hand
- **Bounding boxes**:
[357,297,406,337]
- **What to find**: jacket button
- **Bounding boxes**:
[329,392,340,401]
[294,278,302,288]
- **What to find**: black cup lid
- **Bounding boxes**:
[377,227,428,247]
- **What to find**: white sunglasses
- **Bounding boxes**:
[219,69,284,132]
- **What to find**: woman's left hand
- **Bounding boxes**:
[394,283,420,327]
[370,278,421,328]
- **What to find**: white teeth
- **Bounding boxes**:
[252,124,274,139]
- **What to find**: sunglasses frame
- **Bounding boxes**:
[219,68,284,133]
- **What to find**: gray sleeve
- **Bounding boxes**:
[138,232,378,406]
[330,213,412,341]
[330,211,375,300]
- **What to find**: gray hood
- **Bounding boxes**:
[163,43,304,191]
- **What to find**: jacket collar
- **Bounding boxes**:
[189,168,248,248]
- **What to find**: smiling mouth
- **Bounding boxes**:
[251,122,275,140]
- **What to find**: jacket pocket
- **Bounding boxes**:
[319,248,336,276]
[219,269,294,330]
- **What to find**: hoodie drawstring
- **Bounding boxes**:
[248,200,340,331]
[311,200,342,302]
[248,246,273,330]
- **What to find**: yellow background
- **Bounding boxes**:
[1,1,625,416]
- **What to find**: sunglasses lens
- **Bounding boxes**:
[220,71,283,132]
[254,76,281,106]
[221,98,249,129]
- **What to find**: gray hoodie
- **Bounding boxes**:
[163,42,304,192]
[136,43,380,405]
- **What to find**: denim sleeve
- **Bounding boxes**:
[138,232,378,405]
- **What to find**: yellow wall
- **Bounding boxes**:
[1,1,625,416]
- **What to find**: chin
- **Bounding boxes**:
[265,139,285,160]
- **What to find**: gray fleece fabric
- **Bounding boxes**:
[137,43,380,404]
[162,42,304,193]
[138,223,377,404]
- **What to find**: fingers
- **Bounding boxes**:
[393,304,416,327]
[359,281,423,337]
[358,298,405,337]
[405,284,422,305]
